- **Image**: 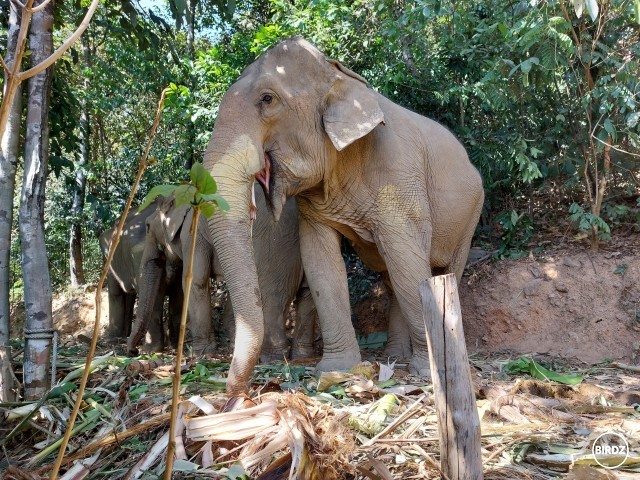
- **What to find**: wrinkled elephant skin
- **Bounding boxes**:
[203,37,484,392]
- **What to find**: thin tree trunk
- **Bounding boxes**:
[69,36,91,287]
[184,0,196,171]
[0,3,24,403]
[19,0,55,400]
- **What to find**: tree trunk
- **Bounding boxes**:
[69,36,91,287]
[19,0,55,400]
[0,3,24,403]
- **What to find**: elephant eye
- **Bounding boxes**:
[261,93,273,104]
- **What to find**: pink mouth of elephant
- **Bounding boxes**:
[250,152,272,221]
[255,152,271,194]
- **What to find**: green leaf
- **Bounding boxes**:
[202,193,229,211]
[46,382,77,399]
[520,57,539,74]
[225,464,249,480]
[603,118,615,138]
[504,356,583,385]
[200,202,216,218]
[190,162,217,194]
[614,263,628,275]
[585,0,599,21]
[173,184,198,207]
[139,184,178,212]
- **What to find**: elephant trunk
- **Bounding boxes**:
[205,131,265,395]
[127,248,166,355]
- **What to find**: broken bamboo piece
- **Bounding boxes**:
[420,274,483,480]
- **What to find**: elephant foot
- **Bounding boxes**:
[141,341,165,354]
[408,354,431,379]
[103,335,125,346]
[384,338,413,359]
[190,341,217,356]
[260,345,290,363]
[315,350,362,372]
[291,345,315,359]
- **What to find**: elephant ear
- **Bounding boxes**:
[158,195,189,242]
[323,60,384,151]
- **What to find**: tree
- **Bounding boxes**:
[19,0,56,400]
[0,2,23,403]
[68,35,91,288]
[0,0,100,400]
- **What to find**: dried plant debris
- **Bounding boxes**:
[1,348,639,479]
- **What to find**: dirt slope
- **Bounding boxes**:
[460,250,640,364]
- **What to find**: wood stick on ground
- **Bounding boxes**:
[40,413,171,472]
[48,89,168,480]
[610,362,640,373]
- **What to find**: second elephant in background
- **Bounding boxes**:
[127,186,316,361]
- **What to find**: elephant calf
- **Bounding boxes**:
[127,186,317,361]
[99,203,182,350]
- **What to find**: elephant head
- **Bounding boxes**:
[204,37,384,393]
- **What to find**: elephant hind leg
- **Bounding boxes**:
[383,289,412,359]
[291,282,317,359]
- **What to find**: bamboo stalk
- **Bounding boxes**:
[164,207,201,479]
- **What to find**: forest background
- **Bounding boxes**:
[0,0,638,397]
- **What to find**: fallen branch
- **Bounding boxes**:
[610,362,640,373]
[41,413,171,472]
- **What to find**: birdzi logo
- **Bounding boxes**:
[592,431,629,469]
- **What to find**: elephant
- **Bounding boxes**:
[127,186,317,361]
[201,37,485,394]
[99,203,182,350]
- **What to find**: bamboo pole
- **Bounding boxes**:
[163,207,201,479]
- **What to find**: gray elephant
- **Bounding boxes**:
[201,37,485,394]
[127,186,316,360]
[99,204,182,350]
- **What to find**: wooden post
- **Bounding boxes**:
[420,274,483,480]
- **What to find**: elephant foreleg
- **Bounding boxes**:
[259,290,291,363]
[105,274,128,342]
[143,280,166,353]
[291,280,317,359]
[219,295,235,345]
[123,292,136,338]
[299,216,360,371]
[185,242,215,354]
[167,264,183,348]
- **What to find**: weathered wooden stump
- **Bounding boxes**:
[420,274,483,480]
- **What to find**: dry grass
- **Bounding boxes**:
[1,348,639,479]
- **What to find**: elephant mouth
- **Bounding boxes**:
[255,151,272,195]
[254,149,286,221]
